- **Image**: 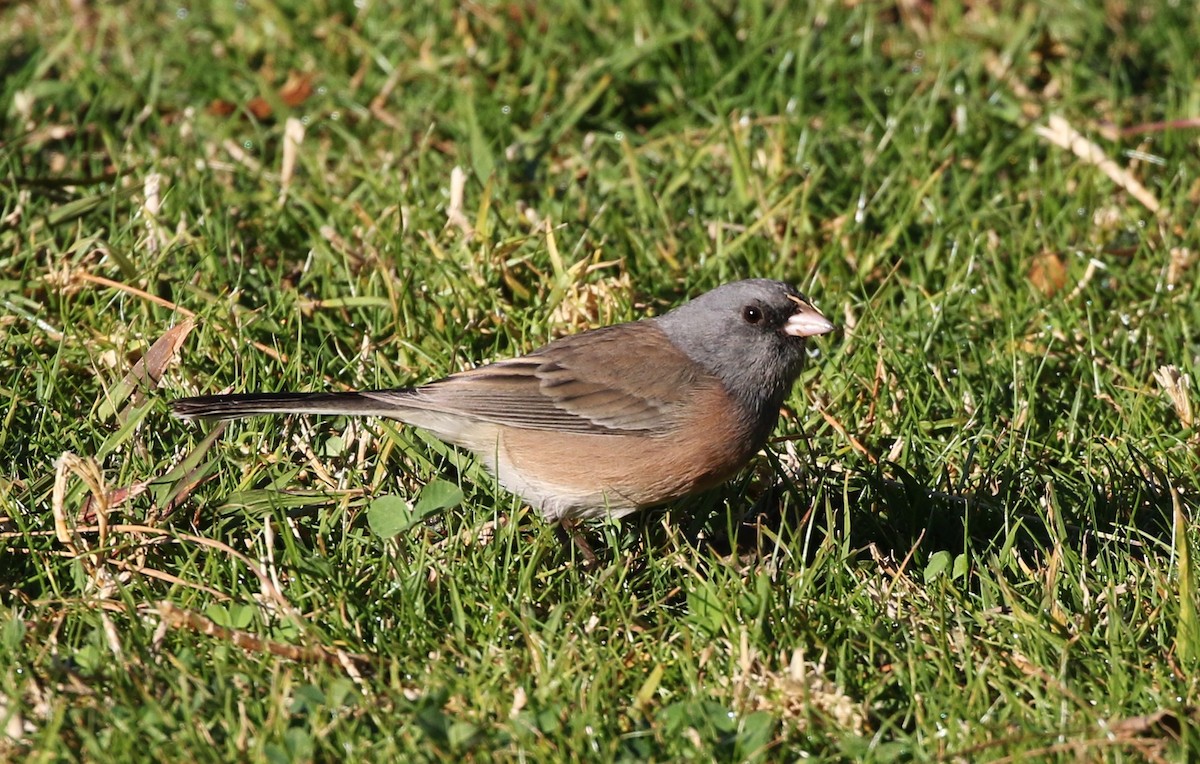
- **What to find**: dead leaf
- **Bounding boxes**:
[96,318,195,422]
[1028,251,1067,296]
[278,71,314,107]
[208,99,237,117]
[245,96,273,121]
[81,480,150,525]
[209,71,315,121]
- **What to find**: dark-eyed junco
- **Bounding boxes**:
[172,279,834,557]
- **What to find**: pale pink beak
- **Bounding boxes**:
[784,301,835,338]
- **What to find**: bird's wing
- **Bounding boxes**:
[365,324,707,435]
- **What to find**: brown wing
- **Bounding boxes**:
[362,323,704,435]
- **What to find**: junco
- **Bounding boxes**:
[172,279,834,559]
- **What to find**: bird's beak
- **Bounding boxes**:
[783,299,835,338]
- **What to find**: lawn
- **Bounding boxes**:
[2,0,1199,760]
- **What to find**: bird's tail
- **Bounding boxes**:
[170,390,416,421]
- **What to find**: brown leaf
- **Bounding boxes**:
[1028,251,1067,296]
[245,96,273,120]
[81,480,150,525]
[208,99,237,117]
[136,319,195,388]
[208,71,314,121]
[278,71,314,107]
[97,318,195,422]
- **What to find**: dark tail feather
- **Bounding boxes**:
[170,390,416,420]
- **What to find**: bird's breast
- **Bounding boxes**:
[492,380,765,522]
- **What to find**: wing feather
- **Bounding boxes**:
[373,324,705,435]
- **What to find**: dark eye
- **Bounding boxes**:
[742,306,763,324]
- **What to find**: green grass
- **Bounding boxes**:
[3,0,1199,760]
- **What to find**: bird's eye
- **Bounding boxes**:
[742,306,763,324]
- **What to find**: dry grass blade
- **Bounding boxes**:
[156,602,372,676]
[76,273,196,319]
[13,519,301,620]
[52,453,108,556]
[279,117,304,203]
[1035,114,1162,214]
[1154,365,1194,430]
[446,165,473,239]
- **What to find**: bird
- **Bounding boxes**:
[171,279,835,562]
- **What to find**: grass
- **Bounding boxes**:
[2,0,1199,760]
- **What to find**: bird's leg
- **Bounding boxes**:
[556,519,599,568]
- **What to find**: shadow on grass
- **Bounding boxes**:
[693,443,1193,573]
